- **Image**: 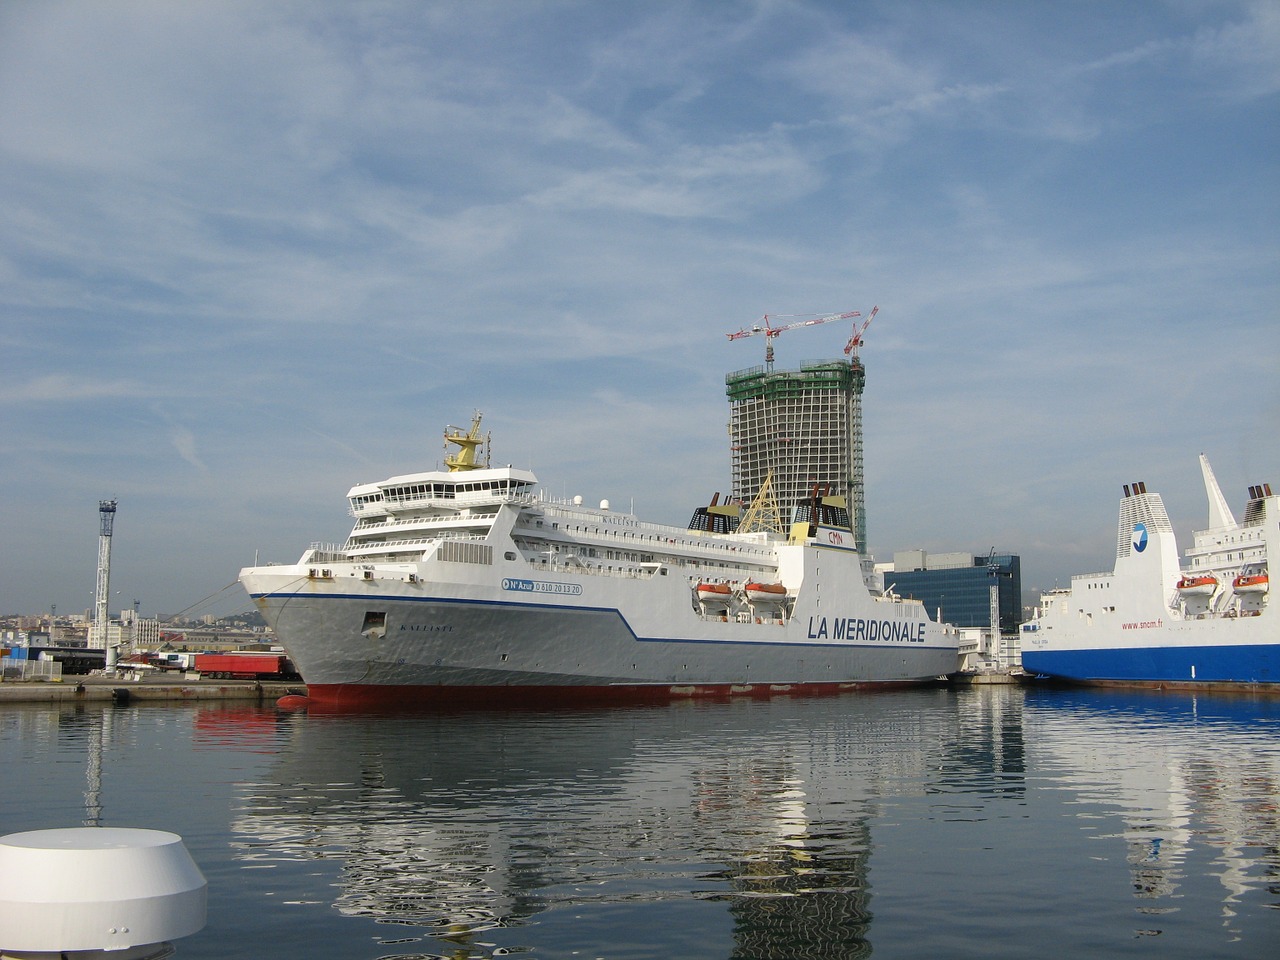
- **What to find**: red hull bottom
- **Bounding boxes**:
[290,679,942,711]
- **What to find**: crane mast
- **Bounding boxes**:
[843,305,879,357]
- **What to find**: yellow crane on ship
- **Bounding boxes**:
[444,412,490,471]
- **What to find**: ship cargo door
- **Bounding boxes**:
[361,611,387,640]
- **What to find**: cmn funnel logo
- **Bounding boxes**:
[1132,523,1149,553]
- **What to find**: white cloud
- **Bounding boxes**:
[1192,0,1280,98]
[0,374,147,404]
[169,425,209,475]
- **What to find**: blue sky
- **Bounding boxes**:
[2,0,1277,620]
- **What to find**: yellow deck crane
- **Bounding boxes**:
[443,412,490,471]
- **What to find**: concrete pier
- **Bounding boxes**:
[0,675,301,704]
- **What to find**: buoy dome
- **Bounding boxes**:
[0,827,206,953]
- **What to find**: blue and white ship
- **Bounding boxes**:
[239,415,961,707]
[1022,456,1277,688]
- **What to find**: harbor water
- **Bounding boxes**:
[2,685,1278,958]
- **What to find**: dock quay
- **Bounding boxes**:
[0,675,302,704]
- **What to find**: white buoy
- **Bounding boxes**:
[0,827,206,960]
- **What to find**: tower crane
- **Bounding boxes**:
[843,305,879,357]
[727,309,860,369]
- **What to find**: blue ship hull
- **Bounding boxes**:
[1023,643,1280,686]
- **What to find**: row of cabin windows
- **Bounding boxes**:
[512,539,748,572]
[527,518,765,559]
[352,508,499,530]
[377,479,530,503]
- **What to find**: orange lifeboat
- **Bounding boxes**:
[696,582,732,602]
[1233,572,1269,594]
[1176,574,1218,597]
[743,581,787,602]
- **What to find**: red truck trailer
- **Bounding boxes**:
[193,652,300,681]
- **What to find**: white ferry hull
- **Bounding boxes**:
[243,555,958,707]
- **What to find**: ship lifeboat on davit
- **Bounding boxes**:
[1176,574,1219,597]
[1233,571,1269,594]
[743,581,788,603]
[696,582,733,603]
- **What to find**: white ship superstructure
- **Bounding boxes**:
[1021,455,1277,687]
[240,416,960,707]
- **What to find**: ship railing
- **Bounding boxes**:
[535,498,779,551]
[305,543,351,563]
[514,520,777,562]
[527,556,663,580]
[344,533,488,555]
[1069,571,1111,585]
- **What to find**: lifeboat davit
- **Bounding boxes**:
[1234,572,1269,594]
[1176,575,1218,597]
[743,581,787,602]
[696,582,733,602]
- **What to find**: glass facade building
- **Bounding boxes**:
[888,552,1022,634]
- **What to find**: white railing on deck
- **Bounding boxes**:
[344,533,489,555]
[306,543,350,562]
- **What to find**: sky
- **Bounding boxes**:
[2,0,1277,621]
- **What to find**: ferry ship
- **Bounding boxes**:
[239,416,960,707]
[1021,456,1278,688]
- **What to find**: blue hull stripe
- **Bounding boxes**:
[1023,644,1280,684]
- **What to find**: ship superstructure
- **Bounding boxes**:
[1021,455,1277,687]
[240,414,960,707]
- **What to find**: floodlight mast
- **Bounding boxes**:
[94,500,117,670]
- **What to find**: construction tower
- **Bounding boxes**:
[725,358,868,552]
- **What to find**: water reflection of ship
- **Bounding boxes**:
[226,697,1021,957]
[1026,691,1280,922]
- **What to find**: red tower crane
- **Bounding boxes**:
[843,305,879,358]
[728,309,860,369]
